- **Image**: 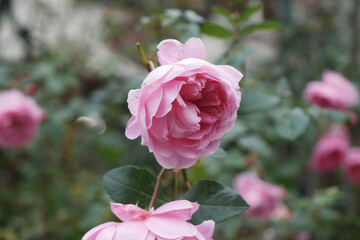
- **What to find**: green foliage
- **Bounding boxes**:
[239,86,280,113]
[182,180,249,224]
[200,23,233,38]
[274,108,310,141]
[103,166,167,208]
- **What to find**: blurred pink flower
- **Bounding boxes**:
[0,89,44,148]
[343,147,360,184]
[304,70,359,110]
[82,200,215,240]
[125,38,243,169]
[310,126,349,173]
[270,204,292,220]
[296,231,311,240]
[234,173,286,220]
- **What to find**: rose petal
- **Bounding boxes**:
[181,38,206,61]
[157,39,184,65]
[82,222,118,240]
[152,200,199,220]
[145,216,198,239]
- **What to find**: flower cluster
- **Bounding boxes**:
[82,200,215,240]
[305,71,360,184]
[234,172,290,220]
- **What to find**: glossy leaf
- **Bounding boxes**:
[103,166,167,208]
[182,180,249,224]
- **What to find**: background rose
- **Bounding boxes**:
[304,70,359,110]
[0,89,44,148]
[82,200,215,240]
[125,38,242,169]
[234,172,286,220]
[343,147,360,184]
[310,126,349,173]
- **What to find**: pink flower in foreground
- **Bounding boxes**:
[0,89,44,148]
[125,38,243,169]
[234,173,286,220]
[310,126,349,173]
[82,200,215,240]
[304,70,359,110]
[343,147,360,184]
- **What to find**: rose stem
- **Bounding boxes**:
[174,169,179,199]
[149,168,166,209]
[182,169,191,189]
[136,42,154,72]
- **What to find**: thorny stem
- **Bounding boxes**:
[149,168,166,209]
[136,42,155,72]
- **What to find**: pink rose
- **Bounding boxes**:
[310,126,349,173]
[234,172,286,220]
[0,89,44,148]
[343,147,360,184]
[304,70,359,110]
[125,38,243,169]
[82,200,215,240]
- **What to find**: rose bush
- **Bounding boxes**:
[82,200,215,240]
[0,89,44,148]
[125,38,243,169]
[310,126,349,173]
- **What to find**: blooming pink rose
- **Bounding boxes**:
[343,147,360,184]
[304,70,359,110]
[125,38,243,169]
[234,172,286,220]
[82,200,215,240]
[310,126,349,173]
[0,89,44,148]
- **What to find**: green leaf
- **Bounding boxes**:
[182,180,249,224]
[184,10,204,23]
[239,86,280,113]
[275,108,310,141]
[237,134,273,158]
[213,7,232,22]
[227,48,254,68]
[241,21,282,35]
[206,147,228,159]
[200,23,233,38]
[103,166,167,208]
[238,5,261,22]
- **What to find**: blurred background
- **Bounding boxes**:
[1,0,360,239]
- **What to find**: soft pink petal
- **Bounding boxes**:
[82,222,118,240]
[181,38,206,61]
[125,116,141,139]
[113,221,149,240]
[152,200,199,220]
[157,39,184,65]
[111,203,150,222]
[95,225,117,240]
[127,89,141,115]
[145,216,198,239]
[195,220,215,240]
